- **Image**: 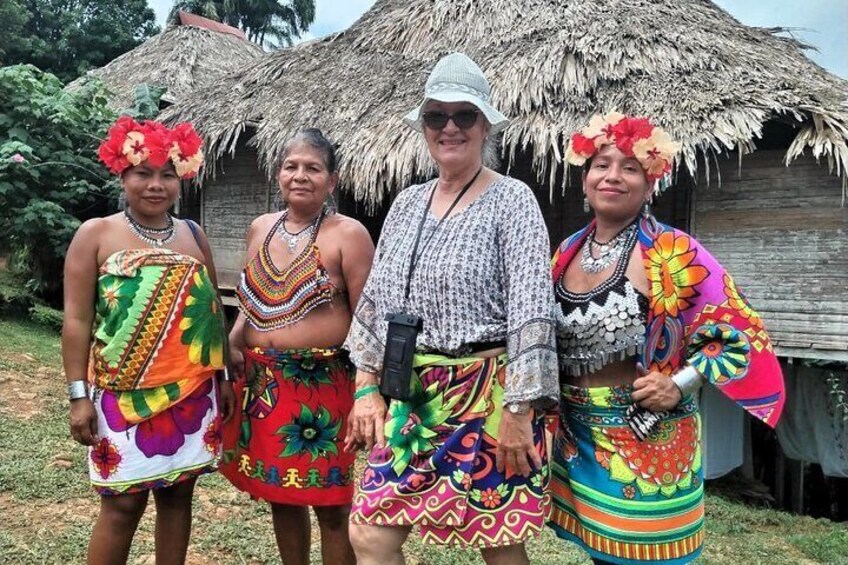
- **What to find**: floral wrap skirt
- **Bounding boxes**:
[548,384,704,564]
[220,347,355,505]
[351,353,550,547]
[88,377,221,495]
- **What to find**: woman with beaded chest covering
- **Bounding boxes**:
[547,113,786,564]
[222,128,374,565]
[344,53,558,564]
[62,116,234,564]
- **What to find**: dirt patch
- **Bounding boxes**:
[0,363,62,420]
[0,491,97,538]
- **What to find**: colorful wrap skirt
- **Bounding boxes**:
[221,347,355,505]
[548,384,704,564]
[350,353,550,547]
[88,378,221,495]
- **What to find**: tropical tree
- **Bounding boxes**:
[3,0,159,82]
[170,0,316,47]
[0,65,118,300]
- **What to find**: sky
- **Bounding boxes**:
[149,0,847,78]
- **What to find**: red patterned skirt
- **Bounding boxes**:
[220,347,355,505]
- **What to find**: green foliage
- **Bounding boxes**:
[2,0,159,82]
[171,0,316,47]
[0,65,118,302]
[0,0,31,64]
[0,269,32,316]
[29,303,63,331]
[124,83,168,120]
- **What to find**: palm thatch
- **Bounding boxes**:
[162,0,848,205]
[67,22,263,110]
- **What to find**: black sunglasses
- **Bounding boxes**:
[421,109,480,130]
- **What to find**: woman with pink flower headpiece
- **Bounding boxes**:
[62,116,235,564]
[547,113,785,564]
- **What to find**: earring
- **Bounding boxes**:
[583,197,590,213]
[118,193,127,211]
[642,200,652,218]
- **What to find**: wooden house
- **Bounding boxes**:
[162,0,848,509]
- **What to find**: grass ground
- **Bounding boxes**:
[0,316,845,564]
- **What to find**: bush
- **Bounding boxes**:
[0,65,118,304]
[28,303,64,331]
[0,269,33,316]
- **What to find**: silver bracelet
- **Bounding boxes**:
[671,366,704,397]
[217,367,235,382]
[67,380,88,401]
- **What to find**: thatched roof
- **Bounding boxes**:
[161,0,848,205]
[67,17,263,110]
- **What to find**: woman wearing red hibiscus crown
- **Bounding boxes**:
[547,112,785,564]
[62,116,234,564]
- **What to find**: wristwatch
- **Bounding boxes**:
[505,401,531,415]
[67,380,88,401]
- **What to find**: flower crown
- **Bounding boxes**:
[97,116,204,179]
[565,112,680,183]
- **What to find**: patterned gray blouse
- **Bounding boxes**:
[343,175,559,407]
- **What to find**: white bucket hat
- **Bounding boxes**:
[403,53,509,134]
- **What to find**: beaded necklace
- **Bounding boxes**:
[124,209,176,248]
[236,211,336,331]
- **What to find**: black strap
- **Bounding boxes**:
[403,167,482,302]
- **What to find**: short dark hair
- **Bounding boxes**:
[280,128,338,173]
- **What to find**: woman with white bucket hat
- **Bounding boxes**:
[343,52,558,564]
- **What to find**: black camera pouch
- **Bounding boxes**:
[379,312,423,401]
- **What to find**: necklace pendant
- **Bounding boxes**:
[287,238,298,253]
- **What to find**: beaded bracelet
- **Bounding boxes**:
[354,384,379,401]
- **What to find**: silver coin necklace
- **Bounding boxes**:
[580,223,636,274]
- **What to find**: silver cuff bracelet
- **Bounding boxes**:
[671,366,704,397]
[217,367,235,382]
[67,380,88,401]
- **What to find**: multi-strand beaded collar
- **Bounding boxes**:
[236,211,336,331]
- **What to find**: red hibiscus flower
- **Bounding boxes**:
[90,438,122,479]
[610,117,653,155]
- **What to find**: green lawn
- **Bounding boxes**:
[0,316,845,564]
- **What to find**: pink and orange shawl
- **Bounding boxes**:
[552,215,784,426]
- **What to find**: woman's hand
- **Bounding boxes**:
[218,380,236,424]
[69,398,99,446]
[496,409,541,477]
[631,363,682,412]
[344,372,387,453]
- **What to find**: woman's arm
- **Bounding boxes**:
[61,219,102,446]
[338,219,375,315]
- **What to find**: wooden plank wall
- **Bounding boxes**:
[691,150,848,359]
[201,143,273,290]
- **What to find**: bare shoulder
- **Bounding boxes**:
[248,211,283,238]
[324,213,369,236]
[72,215,116,245]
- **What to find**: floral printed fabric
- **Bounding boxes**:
[351,354,550,547]
[90,248,226,423]
[220,347,355,506]
[549,385,704,564]
[87,248,226,493]
[89,379,220,495]
[551,215,785,426]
